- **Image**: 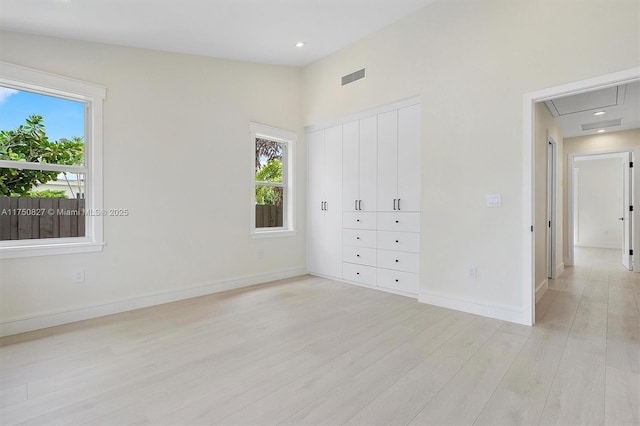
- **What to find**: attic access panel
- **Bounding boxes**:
[546,86,625,116]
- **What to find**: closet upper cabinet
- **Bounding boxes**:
[342,116,378,212]
[377,104,421,212]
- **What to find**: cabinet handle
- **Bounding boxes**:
[355,200,358,210]
[320,201,323,210]
[395,240,399,243]
[356,272,360,275]
[395,220,399,223]
[395,279,399,282]
[356,237,360,240]
[393,199,397,210]
[325,202,328,211]
[398,199,401,211]
[359,200,362,210]
[395,259,399,263]
[357,219,360,222]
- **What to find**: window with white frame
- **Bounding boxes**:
[0,62,106,258]
[250,122,296,237]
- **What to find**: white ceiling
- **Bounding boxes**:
[545,82,640,138]
[0,0,435,67]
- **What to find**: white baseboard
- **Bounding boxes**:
[535,279,548,303]
[0,267,307,337]
[418,290,525,325]
[555,262,565,277]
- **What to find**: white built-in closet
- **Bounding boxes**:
[307,99,421,297]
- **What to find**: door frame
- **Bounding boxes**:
[547,137,557,279]
[567,149,638,267]
[522,67,640,326]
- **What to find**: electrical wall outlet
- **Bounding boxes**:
[468,267,477,280]
[486,194,501,207]
[72,268,85,283]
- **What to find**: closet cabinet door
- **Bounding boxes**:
[397,104,421,212]
[323,125,343,279]
[307,130,326,275]
[307,127,342,279]
[377,110,398,212]
[342,120,360,212]
[359,115,377,212]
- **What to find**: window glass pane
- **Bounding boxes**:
[255,138,283,183]
[1,169,86,241]
[0,87,85,166]
[255,185,283,228]
[0,168,85,199]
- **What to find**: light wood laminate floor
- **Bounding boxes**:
[0,247,638,425]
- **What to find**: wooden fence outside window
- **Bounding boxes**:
[0,197,85,240]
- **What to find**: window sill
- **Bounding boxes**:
[250,230,297,239]
[0,241,105,259]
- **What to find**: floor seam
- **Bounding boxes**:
[536,278,586,425]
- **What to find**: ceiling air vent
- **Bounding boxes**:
[341,68,366,86]
[580,118,623,131]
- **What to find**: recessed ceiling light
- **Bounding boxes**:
[597,129,606,133]
[295,42,305,48]
[593,111,606,116]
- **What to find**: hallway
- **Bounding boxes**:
[533,247,639,424]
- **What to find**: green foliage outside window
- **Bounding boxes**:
[0,115,84,196]
[24,189,69,199]
[255,158,283,205]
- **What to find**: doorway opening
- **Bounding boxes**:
[522,68,640,326]
[568,151,636,270]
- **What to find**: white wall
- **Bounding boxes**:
[0,31,306,334]
[302,0,639,320]
[574,157,624,249]
[563,129,640,261]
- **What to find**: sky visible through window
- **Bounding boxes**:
[0,87,84,141]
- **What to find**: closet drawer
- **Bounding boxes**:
[343,212,376,230]
[343,229,376,248]
[377,268,420,294]
[377,250,420,273]
[343,246,376,267]
[377,231,420,252]
[343,263,377,285]
[377,212,420,232]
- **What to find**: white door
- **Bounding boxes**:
[307,130,325,274]
[377,110,398,212]
[359,115,378,212]
[622,154,632,270]
[342,120,359,211]
[324,125,343,278]
[397,104,421,212]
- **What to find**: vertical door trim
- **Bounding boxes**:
[547,138,557,279]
